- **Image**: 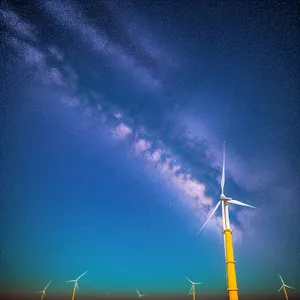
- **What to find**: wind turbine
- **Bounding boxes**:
[66,270,88,300]
[136,288,146,298]
[278,273,295,300]
[38,281,51,300]
[186,277,202,300]
[197,142,256,300]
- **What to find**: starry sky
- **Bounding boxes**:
[0,0,300,298]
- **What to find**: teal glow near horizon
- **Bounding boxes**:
[1,1,299,298]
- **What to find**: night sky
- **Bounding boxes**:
[1,0,300,299]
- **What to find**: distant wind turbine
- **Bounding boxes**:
[66,271,88,300]
[278,274,295,300]
[136,288,146,298]
[186,277,202,300]
[197,142,256,300]
[38,280,51,300]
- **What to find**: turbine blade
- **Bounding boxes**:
[66,280,76,283]
[189,287,193,294]
[197,201,221,235]
[194,282,202,285]
[76,270,88,280]
[221,142,225,196]
[185,277,194,284]
[227,199,256,209]
[285,284,295,289]
[278,274,285,285]
[278,286,283,293]
[76,282,79,291]
[136,289,140,296]
[44,280,52,290]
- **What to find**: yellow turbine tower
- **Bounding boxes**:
[278,273,295,300]
[66,271,88,300]
[38,281,51,300]
[197,143,256,300]
[186,276,202,300]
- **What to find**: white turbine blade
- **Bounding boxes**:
[221,142,225,196]
[197,201,221,235]
[44,280,52,291]
[284,284,295,289]
[278,273,285,285]
[188,286,193,294]
[227,199,256,209]
[76,270,88,280]
[194,282,202,285]
[278,285,283,293]
[66,280,76,283]
[185,277,194,285]
[136,289,141,296]
[76,282,79,291]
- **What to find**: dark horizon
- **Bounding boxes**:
[1,292,300,300]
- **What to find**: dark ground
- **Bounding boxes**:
[1,293,300,300]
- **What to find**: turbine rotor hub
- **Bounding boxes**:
[221,195,231,201]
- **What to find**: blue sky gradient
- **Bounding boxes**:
[1,0,299,298]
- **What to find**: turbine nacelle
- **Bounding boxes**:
[220,195,231,201]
